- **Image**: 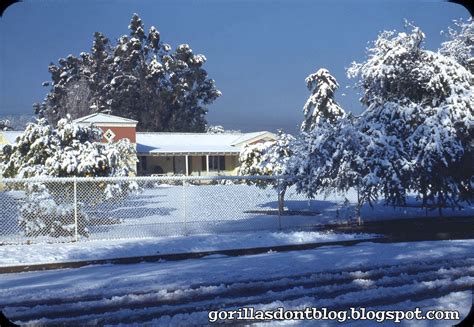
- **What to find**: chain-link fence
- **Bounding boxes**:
[0,175,345,245]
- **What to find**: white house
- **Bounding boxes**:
[136,131,276,176]
[0,113,277,176]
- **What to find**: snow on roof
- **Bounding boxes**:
[230,131,276,146]
[0,130,276,155]
[73,113,138,125]
[136,132,274,155]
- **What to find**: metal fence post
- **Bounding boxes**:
[73,178,78,242]
[183,179,188,236]
[277,177,282,231]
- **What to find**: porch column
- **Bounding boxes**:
[206,155,210,175]
[185,155,189,176]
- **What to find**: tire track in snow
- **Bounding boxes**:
[3,256,471,307]
[7,262,474,321]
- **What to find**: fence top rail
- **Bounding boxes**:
[1,175,288,183]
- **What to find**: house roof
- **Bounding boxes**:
[73,113,138,125]
[230,131,276,146]
[0,129,277,155]
[136,131,276,155]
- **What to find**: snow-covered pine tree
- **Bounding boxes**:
[348,22,474,211]
[35,14,221,132]
[0,117,138,237]
[239,131,296,213]
[292,69,348,201]
[301,68,344,132]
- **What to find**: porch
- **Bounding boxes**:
[137,153,239,176]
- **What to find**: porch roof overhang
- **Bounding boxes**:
[139,151,240,156]
[137,143,241,156]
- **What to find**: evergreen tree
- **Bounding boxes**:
[301,68,344,132]
[292,69,347,199]
[35,14,221,132]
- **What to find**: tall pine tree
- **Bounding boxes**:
[35,14,221,132]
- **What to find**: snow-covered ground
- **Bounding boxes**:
[1,183,472,244]
[0,239,472,326]
[1,182,472,325]
[0,230,378,267]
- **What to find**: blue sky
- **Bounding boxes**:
[0,0,470,133]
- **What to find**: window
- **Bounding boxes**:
[208,155,226,171]
[202,155,226,171]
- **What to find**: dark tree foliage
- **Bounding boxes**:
[34,14,221,132]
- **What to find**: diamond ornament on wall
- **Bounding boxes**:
[104,129,116,142]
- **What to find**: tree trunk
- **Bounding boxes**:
[356,188,363,226]
[278,187,286,216]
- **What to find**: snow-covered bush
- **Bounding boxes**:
[18,184,88,237]
[0,117,138,237]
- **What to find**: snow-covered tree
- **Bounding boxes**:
[206,125,241,134]
[0,115,34,131]
[301,68,344,132]
[0,117,138,237]
[292,69,349,200]
[239,131,296,213]
[34,14,221,132]
[440,18,473,74]
[1,118,137,178]
[0,119,12,131]
[206,125,225,134]
[347,22,474,211]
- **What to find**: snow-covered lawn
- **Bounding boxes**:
[1,183,472,244]
[0,239,472,326]
[0,230,378,267]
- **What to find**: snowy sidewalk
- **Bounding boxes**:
[0,230,378,269]
[1,215,473,272]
